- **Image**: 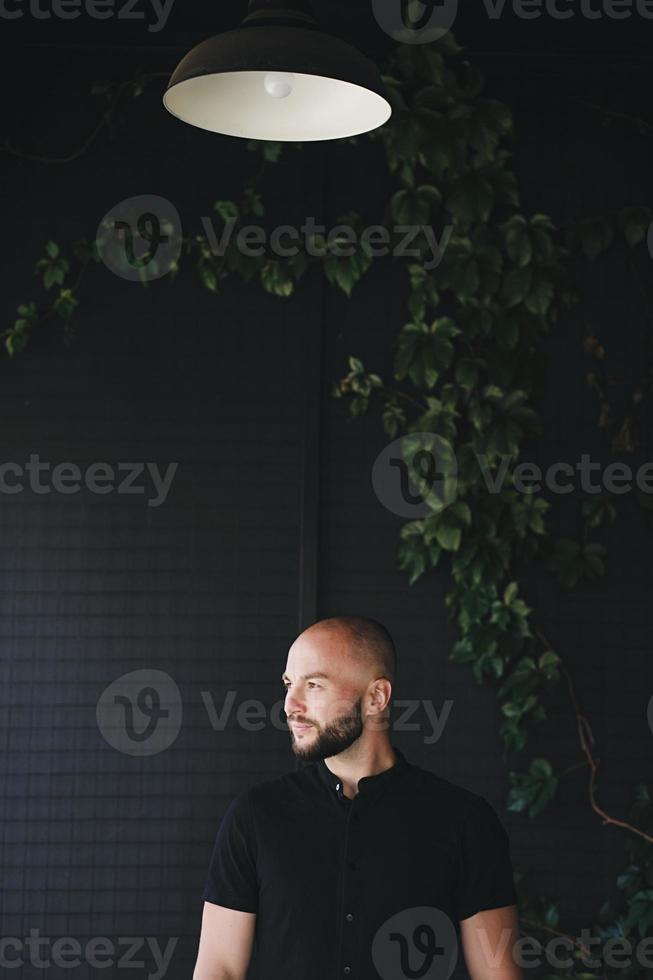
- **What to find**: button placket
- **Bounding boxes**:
[339,799,361,978]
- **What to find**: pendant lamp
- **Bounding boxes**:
[163,0,392,142]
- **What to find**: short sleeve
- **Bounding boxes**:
[454,796,517,921]
[202,791,259,913]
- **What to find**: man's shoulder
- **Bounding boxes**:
[405,760,492,815]
[235,756,493,819]
[227,761,320,809]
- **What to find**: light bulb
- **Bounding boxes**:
[263,72,294,99]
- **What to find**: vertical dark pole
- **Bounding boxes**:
[297,328,322,632]
[297,146,328,634]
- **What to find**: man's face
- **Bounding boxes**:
[282,628,365,762]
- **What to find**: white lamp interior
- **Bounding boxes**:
[163,70,392,141]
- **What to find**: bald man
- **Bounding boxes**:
[194,616,523,980]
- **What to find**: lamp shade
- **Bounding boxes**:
[163,0,392,142]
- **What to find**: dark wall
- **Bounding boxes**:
[1,16,652,980]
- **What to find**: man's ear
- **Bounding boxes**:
[369,678,393,713]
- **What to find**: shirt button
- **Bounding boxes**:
[346,913,353,922]
[344,968,351,975]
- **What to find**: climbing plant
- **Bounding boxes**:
[5,32,652,979]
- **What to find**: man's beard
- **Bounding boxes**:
[289,697,364,762]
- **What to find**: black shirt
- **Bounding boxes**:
[202,745,518,980]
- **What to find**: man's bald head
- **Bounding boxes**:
[298,616,397,688]
[284,617,397,760]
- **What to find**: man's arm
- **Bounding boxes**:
[459,904,523,980]
[193,901,256,980]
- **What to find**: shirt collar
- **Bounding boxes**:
[314,745,409,803]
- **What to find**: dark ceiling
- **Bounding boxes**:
[0,0,650,59]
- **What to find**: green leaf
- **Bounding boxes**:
[449,501,472,526]
[417,110,455,177]
[501,266,533,307]
[390,185,441,225]
[435,523,462,552]
[525,272,554,315]
[262,142,283,163]
[504,218,532,268]
[324,246,371,297]
[349,356,364,374]
[198,261,218,293]
[52,287,78,319]
[448,259,480,303]
[538,651,560,671]
[507,758,559,817]
[504,581,518,605]
[455,358,479,388]
[446,175,495,225]
[213,200,239,222]
[261,262,294,298]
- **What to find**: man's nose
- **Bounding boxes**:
[284,691,304,716]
